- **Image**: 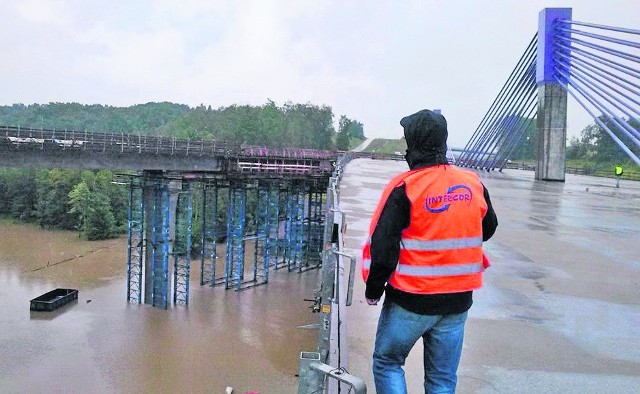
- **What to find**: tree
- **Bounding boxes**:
[35,169,80,229]
[336,115,353,151]
[84,192,117,240]
[69,181,92,235]
[568,117,639,163]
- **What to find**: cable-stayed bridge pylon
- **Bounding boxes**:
[458,8,640,179]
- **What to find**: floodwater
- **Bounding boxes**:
[0,221,320,394]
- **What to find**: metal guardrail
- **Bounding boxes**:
[503,161,640,181]
[297,164,367,393]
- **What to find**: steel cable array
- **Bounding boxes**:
[458,34,538,170]
[554,19,640,166]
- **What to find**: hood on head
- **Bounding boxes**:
[400,109,449,169]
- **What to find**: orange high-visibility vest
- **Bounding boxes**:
[362,165,489,295]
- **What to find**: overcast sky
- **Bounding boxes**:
[1,0,638,148]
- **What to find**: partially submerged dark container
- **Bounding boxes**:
[30,288,78,311]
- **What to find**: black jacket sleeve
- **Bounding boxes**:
[365,184,410,300]
[481,184,498,241]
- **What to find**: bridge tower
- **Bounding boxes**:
[536,8,572,181]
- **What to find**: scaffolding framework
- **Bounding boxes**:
[254,180,275,284]
[290,182,306,272]
[267,181,281,269]
[126,178,144,304]
[125,171,329,307]
[304,187,325,269]
[225,180,247,289]
[172,182,193,305]
[200,180,223,286]
[149,178,171,309]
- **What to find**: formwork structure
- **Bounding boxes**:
[124,149,335,308]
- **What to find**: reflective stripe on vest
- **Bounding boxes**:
[396,261,483,277]
[401,236,483,251]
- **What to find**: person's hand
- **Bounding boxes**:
[366,298,379,306]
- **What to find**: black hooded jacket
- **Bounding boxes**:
[365,110,498,315]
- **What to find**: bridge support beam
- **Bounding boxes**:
[535,7,571,181]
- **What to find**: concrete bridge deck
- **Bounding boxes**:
[340,158,640,394]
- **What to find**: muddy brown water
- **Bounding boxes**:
[0,221,320,394]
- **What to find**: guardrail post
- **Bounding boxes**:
[297,352,323,394]
[297,352,367,394]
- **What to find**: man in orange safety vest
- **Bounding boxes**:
[362,109,498,393]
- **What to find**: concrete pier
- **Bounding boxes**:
[535,8,571,182]
[536,83,568,181]
[340,158,640,393]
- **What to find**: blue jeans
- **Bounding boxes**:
[372,300,468,394]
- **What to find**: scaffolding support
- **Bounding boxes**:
[149,178,171,309]
[274,186,289,270]
[267,181,281,269]
[225,180,247,290]
[304,187,325,269]
[254,180,274,285]
[200,180,221,286]
[126,178,144,304]
[290,182,306,272]
[172,182,193,305]
[126,172,330,306]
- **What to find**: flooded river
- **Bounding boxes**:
[0,221,320,394]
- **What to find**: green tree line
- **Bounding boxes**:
[567,117,639,166]
[495,115,638,170]
[0,168,126,240]
[0,101,365,240]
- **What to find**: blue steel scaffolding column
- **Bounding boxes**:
[126,177,144,304]
[225,180,247,290]
[254,180,275,285]
[289,181,306,272]
[172,182,193,305]
[274,185,289,270]
[200,180,225,286]
[267,181,281,270]
[149,178,171,309]
[303,186,324,269]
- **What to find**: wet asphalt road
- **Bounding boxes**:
[340,158,640,394]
